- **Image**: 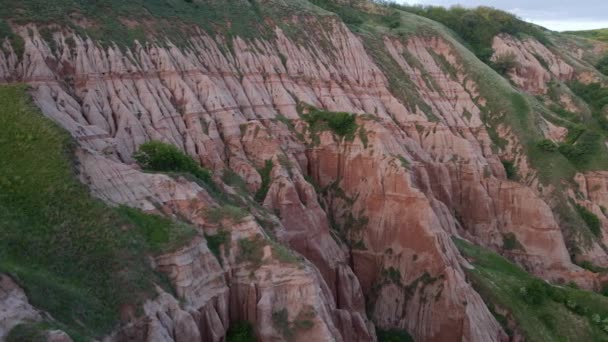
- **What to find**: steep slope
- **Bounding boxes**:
[1,1,608,341]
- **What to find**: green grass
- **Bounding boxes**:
[255,160,273,203]
[301,106,359,143]
[0,0,328,48]
[377,328,414,342]
[0,85,197,339]
[118,206,196,254]
[204,205,248,224]
[205,229,230,263]
[574,204,602,238]
[564,28,608,43]
[238,235,266,268]
[226,321,256,342]
[455,238,608,341]
[134,140,214,187]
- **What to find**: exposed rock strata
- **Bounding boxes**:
[1,15,602,341]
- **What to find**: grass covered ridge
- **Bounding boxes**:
[0,85,197,339]
[455,238,608,341]
[564,28,608,43]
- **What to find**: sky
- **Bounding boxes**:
[395,0,608,32]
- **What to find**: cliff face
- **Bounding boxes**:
[2,1,608,341]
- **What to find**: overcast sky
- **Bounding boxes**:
[396,0,608,31]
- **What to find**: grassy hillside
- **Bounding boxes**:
[565,28,608,43]
[0,85,197,340]
[455,238,608,341]
[0,0,325,46]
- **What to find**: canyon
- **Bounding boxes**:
[1,1,608,341]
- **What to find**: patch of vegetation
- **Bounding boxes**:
[455,237,608,341]
[117,206,197,254]
[565,28,608,43]
[388,4,548,63]
[271,306,316,341]
[501,160,518,180]
[569,81,608,114]
[204,205,248,224]
[492,52,518,75]
[502,232,523,250]
[272,308,293,340]
[558,131,604,168]
[272,242,300,264]
[597,54,608,76]
[6,322,53,342]
[226,321,256,342]
[575,204,602,237]
[0,0,317,47]
[222,169,249,194]
[302,107,358,141]
[205,230,230,262]
[358,126,369,148]
[382,267,402,285]
[0,18,25,57]
[134,140,214,187]
[254,159,273,203]
[238,235,266,268]
[377,328,415,342]
[396,155,411,169]
[549,105,581,123]
[536,139,558,152]
[0,85,196,339]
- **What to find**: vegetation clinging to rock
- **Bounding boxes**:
[0,85,196,339]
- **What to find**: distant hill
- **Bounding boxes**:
[564,28,608,42]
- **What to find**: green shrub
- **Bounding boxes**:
[255,160,273,203]
[302,108,358,139]
[272,308,293,339]
[519,280,548,305]
[596,54,608,76]
[205,230,230,262]
[568,81,608,111]
[383,267,402,284]
[558,131,602,167]
[238,235,266,267]
[575,204,602,237]
[501,160,518,180]
[204,205,248,224]
[134,141,213,186]
[492,52,518,75]
[377,328,415,342]
[272,243,300,264]
[222,169,248,194]
[226,321,255,342]
[271,306,316,340]
[502,232,522,250]
[602,284,608,297]
[536,139,558,152]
